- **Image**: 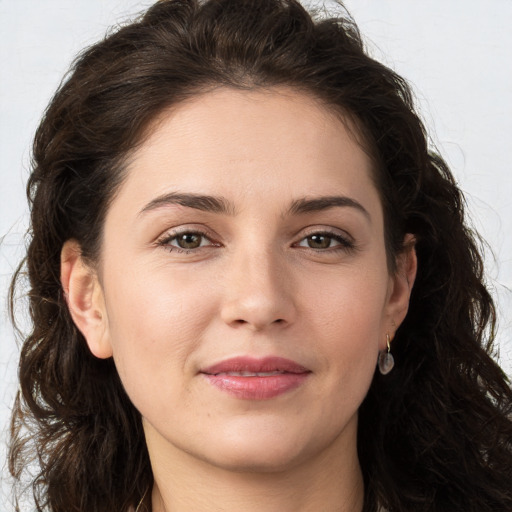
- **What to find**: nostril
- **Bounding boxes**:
[231,318,285,328]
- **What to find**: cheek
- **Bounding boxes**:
[304,262,389,336]
[102,263,219,399]
[302,264,388,379]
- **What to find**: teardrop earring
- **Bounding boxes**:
[378,333,395,375]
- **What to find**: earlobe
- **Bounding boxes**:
[385,234,418,340]
[60,240,113,359]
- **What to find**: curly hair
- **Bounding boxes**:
[9,0,512,511]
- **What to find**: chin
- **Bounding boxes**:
[204,445,308,474]
[196,422,325,474]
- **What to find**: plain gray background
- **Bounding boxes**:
[1,0,511,504]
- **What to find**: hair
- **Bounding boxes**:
[8,0,512,511]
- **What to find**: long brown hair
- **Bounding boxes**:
[9,1,512,511]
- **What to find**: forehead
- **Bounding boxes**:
[116,87,381,220]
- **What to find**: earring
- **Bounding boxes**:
[378,333,395,375]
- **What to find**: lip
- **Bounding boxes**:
[200,356,311,400]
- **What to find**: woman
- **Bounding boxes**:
[8,0,512,511]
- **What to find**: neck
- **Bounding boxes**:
[146,418,364,512]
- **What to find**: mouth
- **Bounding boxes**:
[201,356,310,375]
[200,356,311,400]
[214,371,288,377]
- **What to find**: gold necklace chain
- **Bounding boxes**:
[135,487,149,512]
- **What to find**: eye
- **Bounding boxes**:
[296,231,354,251]
[157,229,216,251]
[173,232,206,249]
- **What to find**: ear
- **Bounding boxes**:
[383,234,417,346]
[61,240,113,359]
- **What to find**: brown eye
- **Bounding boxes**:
[306,234,334,249]
[175,233,204,249]
[296,231,354,252]
[157,229,218,253]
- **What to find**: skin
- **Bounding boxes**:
[61,87,416,512]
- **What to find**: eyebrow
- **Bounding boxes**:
[287,196,371,221]
[139,192,236,216]
[138,192,370,222]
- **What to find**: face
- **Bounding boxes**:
[65,88,414,474]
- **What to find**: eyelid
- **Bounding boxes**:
[293,226,357,251]
[155,225,220,250]
[297,225,354,242]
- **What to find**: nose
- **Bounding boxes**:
[220,247,297,331]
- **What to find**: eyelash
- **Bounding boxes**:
[156,229,356,254]
[156,228,217,253]
[295,230,356,252]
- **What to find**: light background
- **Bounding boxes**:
[1,0,511,505]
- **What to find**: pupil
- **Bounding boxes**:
[309,235,330,249]
[178,233,201,249]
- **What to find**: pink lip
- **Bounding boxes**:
[200,356,311,400]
